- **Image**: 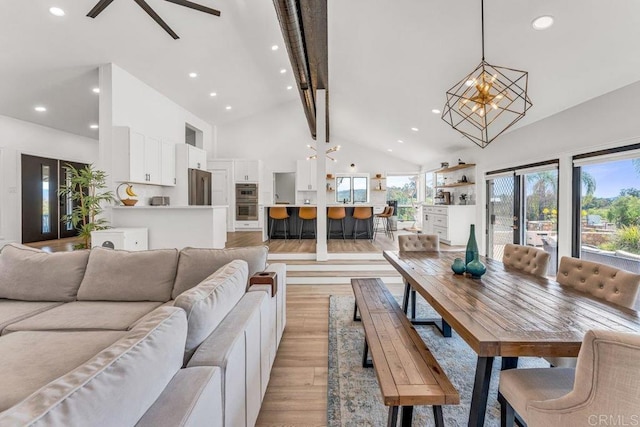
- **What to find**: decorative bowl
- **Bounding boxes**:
[121,198,138,206]
[375,173,382,178]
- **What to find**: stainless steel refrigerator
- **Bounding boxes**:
[188,168,212,205]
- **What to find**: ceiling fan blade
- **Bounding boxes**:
[133,0,180,39]
[164,0,221,17]
[87,0,115,18]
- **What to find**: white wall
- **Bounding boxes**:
[436,81,640,258]
[100,64,215,206]
[216,100,420,189]
[0,114,98,242]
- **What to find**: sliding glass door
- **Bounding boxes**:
[486,175,516,261]
[486,162,559,274]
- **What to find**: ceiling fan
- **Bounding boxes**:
[87,0,221,40]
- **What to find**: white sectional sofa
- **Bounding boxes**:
[0,243,287,427]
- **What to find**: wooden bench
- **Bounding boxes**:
[352,278,459,427]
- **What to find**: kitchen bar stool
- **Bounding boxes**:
[352,206,373,241]
[298,206,317,241]
[327,207,346,240]
[268,207,290,241]
[373,206,394,240]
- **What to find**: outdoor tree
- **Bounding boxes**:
[606,194,640,228]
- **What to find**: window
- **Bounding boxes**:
[386,174,418,222]
[573,146,640,273]
[335,174,369,204]
[425,172,434,206]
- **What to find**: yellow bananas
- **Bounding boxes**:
[125,184,137,197]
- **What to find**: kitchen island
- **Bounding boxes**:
[262,204,383,240]
[111,205,227,249]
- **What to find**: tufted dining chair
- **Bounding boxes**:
[397,235,442,325]
[546,256,640,367]
[502,244,550,277]
[499,329,640,427]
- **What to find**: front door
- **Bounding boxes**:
[22,155,59,243]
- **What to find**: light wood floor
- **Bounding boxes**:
[256,282,404,427]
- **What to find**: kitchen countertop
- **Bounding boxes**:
[264,204,381,208]
[112,205,228,209]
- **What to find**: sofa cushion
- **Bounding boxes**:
[2,301,163,334]
[77,247,179,302]
[0,307,187,427]
[172,246,268,298]
[174,260,248,359]
[0,243,90,302]
[0,300,63,333]
[0,330,126,412]
[136,366,223,427]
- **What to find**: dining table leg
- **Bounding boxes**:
[468,356,494,427]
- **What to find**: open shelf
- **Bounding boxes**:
[436,182,475,188]
[435,163,476,173]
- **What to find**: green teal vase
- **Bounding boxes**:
[466,253,486,279]
[465,224,478,265]
[451,258,466,275]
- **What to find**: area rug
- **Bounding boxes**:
[327,295,548,426]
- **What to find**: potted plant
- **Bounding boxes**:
[58,164,115,249]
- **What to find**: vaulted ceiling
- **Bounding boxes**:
[1,0,640,164]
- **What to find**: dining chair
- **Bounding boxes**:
[398,235,440,321]
[268,207,290,241]
[502,244,550,277]
[499,329,640,427]
[546,256,640,367]
[298,206,317,242]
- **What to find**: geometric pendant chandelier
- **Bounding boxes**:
[306,144,341,162]
[441,0,532,148]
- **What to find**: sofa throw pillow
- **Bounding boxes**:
[172,246,268,299]
[174,260,248,359]
[0,243,89,302]
[77,247,178,302]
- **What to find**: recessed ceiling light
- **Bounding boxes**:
[49,7,65,17]
[432,109,441,114]
[532,15,554,30]
[90,124,99,129]
[387,149,393,152]
[271,45,279,51]
[280,69,287,74]
[287,86,293,90]
[225,105,232,110]
[397,140,404,143]
[411,127,419,132]
[209,92,217,97]
[34,106,47,112]
[189,72,198,78]
[92,87,100,94]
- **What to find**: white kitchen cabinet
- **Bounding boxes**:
[113,127,170,186]
[234,160,262,183]
[160,141,176,186]
[423,205,474,245]
[187,146,207,171]
[296,159,317,191]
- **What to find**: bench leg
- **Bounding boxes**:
[362,339,373,368]
[387,406,398,427]
[400,406,413,427]
[353,302,360,322]
[501,357,518,371]
[433,406,444,427]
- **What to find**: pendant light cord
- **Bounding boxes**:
[481,0,485,60]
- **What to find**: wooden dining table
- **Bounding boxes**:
[383,250,640,427]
